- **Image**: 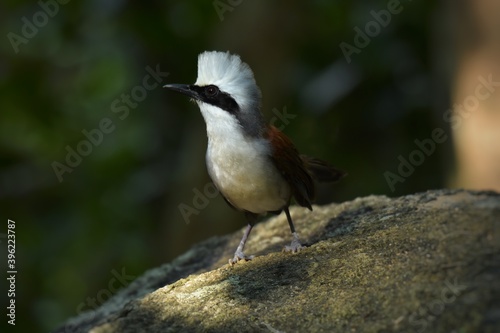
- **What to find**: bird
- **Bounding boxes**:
[164,51,345,265]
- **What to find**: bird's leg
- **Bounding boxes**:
[283,207,304,253]
[229,212,257,265]
[230,224,254,265]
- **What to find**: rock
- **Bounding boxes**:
[54,189,500,333]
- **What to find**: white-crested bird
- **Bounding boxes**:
[165,51,345,265]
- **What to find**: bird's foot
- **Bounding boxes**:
[283,232,304,253]
[229,250,254,265]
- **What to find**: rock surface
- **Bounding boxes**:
[54,189,500,333]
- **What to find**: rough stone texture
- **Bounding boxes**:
[54,189,500,333]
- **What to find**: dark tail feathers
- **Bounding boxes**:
[301,155,347,183]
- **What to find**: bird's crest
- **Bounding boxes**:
[195,51,261,113]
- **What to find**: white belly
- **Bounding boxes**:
[206,138,290,214]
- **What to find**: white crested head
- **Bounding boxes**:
[195,51,261,116]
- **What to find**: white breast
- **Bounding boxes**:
[199,103,290,214]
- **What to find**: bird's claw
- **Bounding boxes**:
[229,251,254,265]
[283,241,304,253]
[283,232,304,253]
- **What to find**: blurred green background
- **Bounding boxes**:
[0,0,487,331]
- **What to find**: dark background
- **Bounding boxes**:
[1,0,491,332]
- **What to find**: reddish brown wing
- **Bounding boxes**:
[265,126,314,210]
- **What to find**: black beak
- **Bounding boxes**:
[163,84,200,101]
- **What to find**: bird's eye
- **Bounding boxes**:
[205,85,219,97]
